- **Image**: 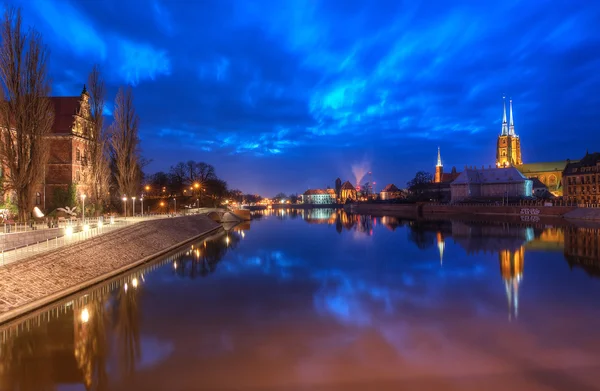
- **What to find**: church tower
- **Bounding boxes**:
[434,147,443,183]
[496,97,522,167]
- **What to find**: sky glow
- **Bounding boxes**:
[11,0,600,195]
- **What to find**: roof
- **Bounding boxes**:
[530,177,548,189]
[452,167,530,185]
[564,152,600,173]
[516,161,571,174]
[303,189,333,196]
[381,184,400,192]
[341,181,355,190]
[50,96,80,134]
[441,172,461,183]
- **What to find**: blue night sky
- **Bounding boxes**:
[10,0,600,195]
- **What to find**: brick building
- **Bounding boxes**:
[3,86,95,213]
[563,152,600,204]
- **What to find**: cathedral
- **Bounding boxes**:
[496,97,570,196]
[432,97,571,196]
[496,97,522,167]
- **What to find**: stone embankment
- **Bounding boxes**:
[0,214,221,324]
[347,203,577,218]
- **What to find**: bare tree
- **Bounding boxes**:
[87,65,111,215]
[109,87,140,201]
[0,7,53,221]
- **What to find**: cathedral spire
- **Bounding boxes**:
[509,98,515,136]
[501,96,508,136]
[436,147,442,167]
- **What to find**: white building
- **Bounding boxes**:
[450,166,533,202]
[301,189,336,204]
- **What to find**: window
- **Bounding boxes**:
[549,175,557,186]
[76,170,81,182]
[35,192,41,205]
[76,148,81,162]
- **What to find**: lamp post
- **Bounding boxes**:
[141,196,144,217]
[122,196,127,219]
[173,197,177,215]
[132,197,136,217]
[81,194,86,223]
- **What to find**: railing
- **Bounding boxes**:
[0,212,197,267]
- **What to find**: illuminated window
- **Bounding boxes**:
[76,170,81,182]
[35,192,41,205]
[76,148,81,162]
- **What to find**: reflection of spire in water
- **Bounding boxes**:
[436,231,445,266]
[500,247,524,321]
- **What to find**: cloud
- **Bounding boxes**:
[16,0,600,194]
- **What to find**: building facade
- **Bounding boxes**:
[563,152,600,204]
[301,189,336,204]
[450,166,533,202]
[44,88,94,210]
[340,180,357,202]
[380,184,403,200]
[496,97,522,167]
[432,148,460,184]
[1,86,94,213]
[515,161,569,196]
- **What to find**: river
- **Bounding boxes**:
[1,208,600,390]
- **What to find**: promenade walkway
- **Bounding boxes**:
[0,208,226,267]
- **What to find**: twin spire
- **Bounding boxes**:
[501,96,516,136]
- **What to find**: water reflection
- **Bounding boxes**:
[0,229,238,391]
[2,213,600,390]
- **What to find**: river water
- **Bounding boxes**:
[1,208,600,391]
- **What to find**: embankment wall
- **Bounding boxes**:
[0,214,221,324]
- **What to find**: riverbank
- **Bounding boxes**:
[345,203,578,219]
[0,214,221,324]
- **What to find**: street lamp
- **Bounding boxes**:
[132,196,136,216]
[141,196,144,217]
[173,197,177,215]
[81,194,86,223]
[122,196,127,219]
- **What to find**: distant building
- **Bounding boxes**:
[515,161,570,196]
[493,97,570,196]
[379,184,403,200]
[450,166,533,202]
[301,189,335,204]
[563,151,600,204]
[340,180,357,202]
[433,147,460,184]
[496,97,522,167]
[530,177,552,198]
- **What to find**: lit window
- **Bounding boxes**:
[76,148,81,162]
[35,192,41,205]
[76,170,81,182]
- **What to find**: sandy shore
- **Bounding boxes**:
[0,214,221,324]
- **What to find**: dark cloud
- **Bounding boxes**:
[8,0,600,195]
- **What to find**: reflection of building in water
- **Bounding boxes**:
[500,247,524,321]
[304,208,337,224]
[564,226,600,277]
[381,216,402,231]
[436,231,445,266]
[524,227,564,252]
[451,221,529,320]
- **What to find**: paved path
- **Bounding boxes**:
[0,209,227,267]
[0,214,221,323]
